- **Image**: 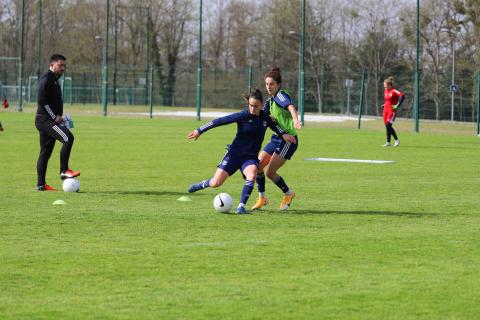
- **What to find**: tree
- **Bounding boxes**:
[402,0,464,120]
[352,0,404,116]
[452,0,480,120]
[155,0,192,106]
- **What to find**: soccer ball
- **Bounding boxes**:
[63,178,80,192]
[213,193,233,213]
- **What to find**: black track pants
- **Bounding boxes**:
[35,121,74,186]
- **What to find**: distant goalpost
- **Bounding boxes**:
[0,57,21,106]
[27,75,73,104]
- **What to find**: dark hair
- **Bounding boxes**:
[264,66,282,84]
[243,87,263,103]
[50,54,66,62]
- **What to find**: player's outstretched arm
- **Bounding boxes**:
[288,105,302,129]
[187,129,201,140]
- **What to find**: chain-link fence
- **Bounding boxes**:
[2,60,479,123]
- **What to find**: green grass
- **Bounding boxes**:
[1,107,480,319]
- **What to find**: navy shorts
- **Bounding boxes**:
[218,151,259,176]
[263,134,298,160]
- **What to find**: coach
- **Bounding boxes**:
[35,54,79,191]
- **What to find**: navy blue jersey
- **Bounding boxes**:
[197,108,285,158]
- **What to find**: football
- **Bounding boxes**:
[63,178,80,192]
[213,193,233,213]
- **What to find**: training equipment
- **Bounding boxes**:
[177,196,192,202]
[304,157,395,164]
[213,193,233,213]
[52,200,67,205]
[63,178,80,192]
[63,113,74,129]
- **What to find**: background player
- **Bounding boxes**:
[35,54,80,191]
[0,80,8,132]
[382,76,405,147]
[186,88,296,214]
[251,67,302,211]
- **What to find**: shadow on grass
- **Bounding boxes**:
[85,190,190,196]
[276,209,437,217]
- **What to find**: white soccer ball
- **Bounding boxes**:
[213,193,233,213]
[63,178,80,192]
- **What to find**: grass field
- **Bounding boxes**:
[1,106,480,319]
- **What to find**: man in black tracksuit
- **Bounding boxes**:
[36,54,80,191]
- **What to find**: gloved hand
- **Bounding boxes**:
[392,103,399,110]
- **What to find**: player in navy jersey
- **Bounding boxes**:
[186,89,296,214]
[251,67,302,211]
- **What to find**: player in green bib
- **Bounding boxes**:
[251,67,302,211]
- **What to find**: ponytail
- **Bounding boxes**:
[265,66,282,84]
[243,87,263,103]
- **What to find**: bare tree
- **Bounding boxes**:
[155,0,192,106]
[352,0,403,116]
[452,0,480,120]
[402,0,461,120]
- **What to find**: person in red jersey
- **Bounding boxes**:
[382,76,405,147]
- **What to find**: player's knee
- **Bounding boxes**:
[259,157,270,169]
[245,172,256,181]
[39,149,50,158]
[209,178,223,188]
[62,132,74,145]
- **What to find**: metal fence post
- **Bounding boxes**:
[102,0,110,116]
[413,0,420,132]
[357,70,366,129]
[36,0,43,79]
[149,64,154,119]
[477,71,480,136]
[195,0,203,121]
[17,0,25,112]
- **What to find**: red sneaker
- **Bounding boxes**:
[60,169,80,180]
[37,184,58,191]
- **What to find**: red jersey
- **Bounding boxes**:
[384,88,404,111]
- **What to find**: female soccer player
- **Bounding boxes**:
[382,76,405,147]
[186,88,296,214]
[251,67,302,211]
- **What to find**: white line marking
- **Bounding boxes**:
[181,240,268,248]
[304,158,395,164]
